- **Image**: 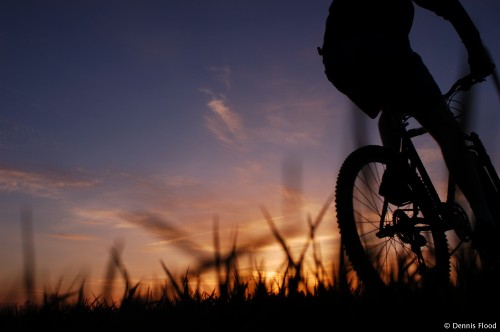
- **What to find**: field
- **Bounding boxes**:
[1,205,499,332]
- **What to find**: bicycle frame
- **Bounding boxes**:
[334,75,498,288]
[389,75,500,240]
[386,113,447,228]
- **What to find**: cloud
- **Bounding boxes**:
[163,175,201,187]
[0,166,98,199]
[200,65,248,149]
[202,90,246,148]
[232,161,264,184]
[49,233,96,241]
[256,100,332,147]
[208,65,232,91]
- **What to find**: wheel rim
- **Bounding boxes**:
[335,143,453,288]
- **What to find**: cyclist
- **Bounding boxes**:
[319,0,497,254]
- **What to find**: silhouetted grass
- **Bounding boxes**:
[1,204,499,332]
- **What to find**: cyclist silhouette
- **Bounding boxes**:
[319,0,497,254]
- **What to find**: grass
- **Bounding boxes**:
[1,202,499,332]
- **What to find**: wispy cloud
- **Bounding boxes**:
[256,99,332,147]
[201,65,247,149]
[49,233,96,241]
[202,90,246,148]
[0,167,98,199]
[232,161,264,184]
[208,65,232,91]
[163,175,201,187]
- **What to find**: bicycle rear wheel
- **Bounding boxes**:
[335,145,450,289]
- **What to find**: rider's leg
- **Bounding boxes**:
[378,110,401,151]
[377,110,415,205]
[411,99,495,229]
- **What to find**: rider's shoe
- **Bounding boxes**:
[414,233,427,247]
[379,160,413,206]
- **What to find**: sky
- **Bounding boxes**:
[0,0,499,305]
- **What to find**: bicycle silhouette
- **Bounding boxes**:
[335,75,499,289]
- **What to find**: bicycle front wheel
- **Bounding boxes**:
[335,145,450,289]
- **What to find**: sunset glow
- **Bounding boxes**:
[1,0,499,305]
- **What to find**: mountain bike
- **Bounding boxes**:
[334,75,500,289]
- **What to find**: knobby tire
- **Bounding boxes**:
[335,145,450,290]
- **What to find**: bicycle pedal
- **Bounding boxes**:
[444,203,472,242]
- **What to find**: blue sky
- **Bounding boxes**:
[0,0,499,304]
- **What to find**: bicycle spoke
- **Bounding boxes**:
[336,145,450,288]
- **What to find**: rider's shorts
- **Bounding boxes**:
[322,37,444,119]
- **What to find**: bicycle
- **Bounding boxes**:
[334,75,500,289]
